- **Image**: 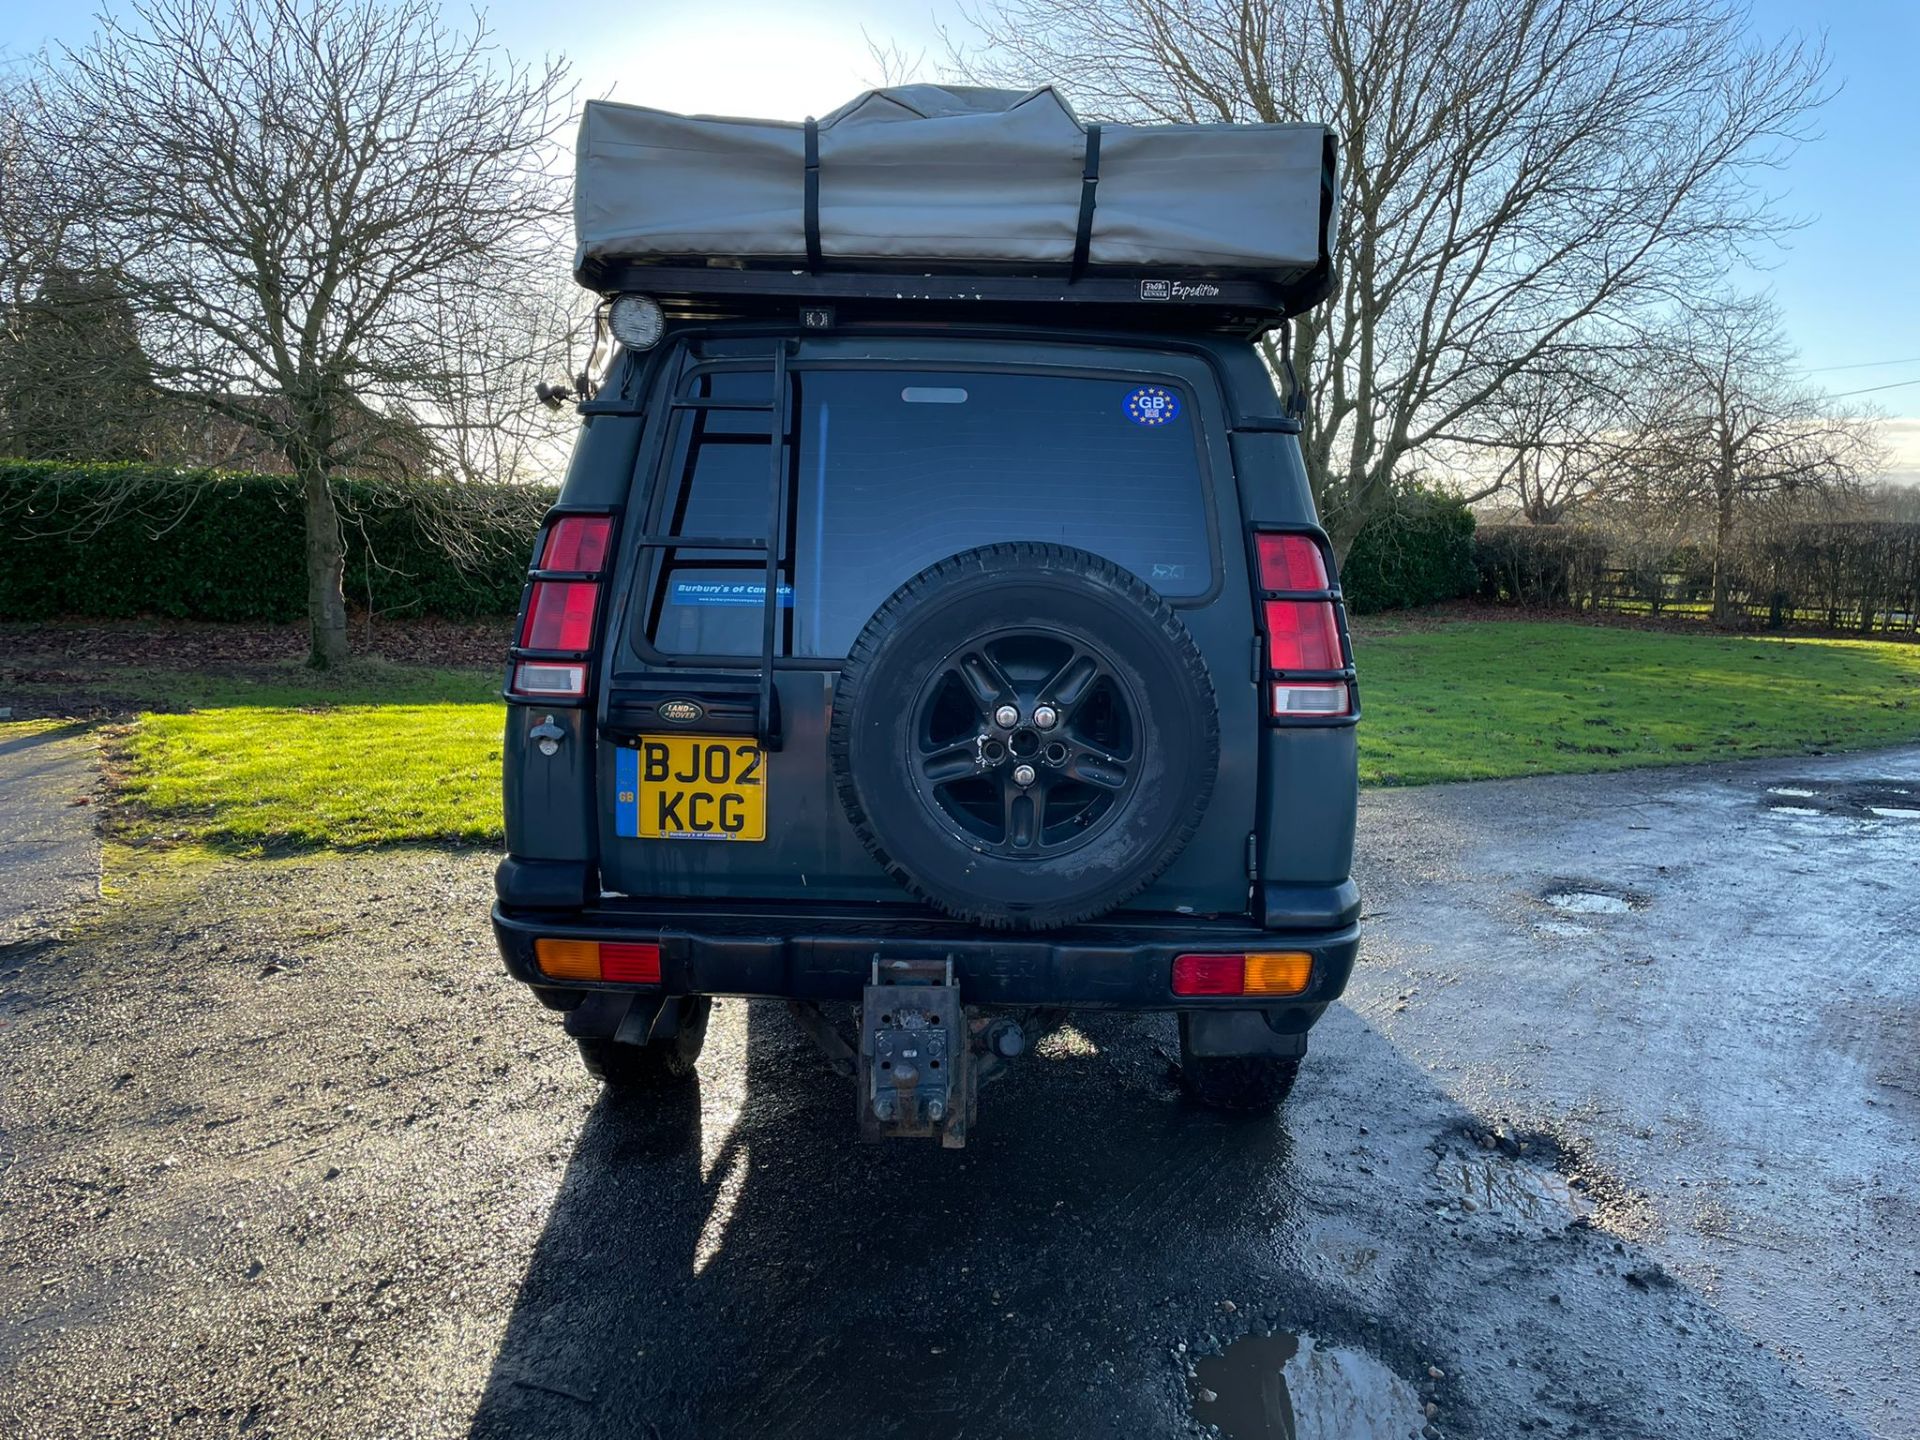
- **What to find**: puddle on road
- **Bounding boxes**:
[1541,888,1635,915]
[1189,1332,1425,1440]
[1431,1127,1596,1233]
[1763,779,1920,821]
[1435,1149,1593,1226]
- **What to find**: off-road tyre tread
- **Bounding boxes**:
[576,998,711,1089]
[829,542,1219,930]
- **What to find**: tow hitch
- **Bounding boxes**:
[860,958,972,1148]
[785,967,1062,1148]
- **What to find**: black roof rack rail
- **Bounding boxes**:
[575,261,1332,336]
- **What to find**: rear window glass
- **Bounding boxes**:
[644,367,1213,659]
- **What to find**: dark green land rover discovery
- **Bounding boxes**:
[492,93,1358,1146]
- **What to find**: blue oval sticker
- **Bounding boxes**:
[1126,385,1181,427]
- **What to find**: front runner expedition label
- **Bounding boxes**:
[1140,279,1223,300]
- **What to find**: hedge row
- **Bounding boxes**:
[1472,520,1920,634]
[0,462,555,623]
[1338,490,1479,613]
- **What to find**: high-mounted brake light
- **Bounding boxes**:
[520,580,599,651]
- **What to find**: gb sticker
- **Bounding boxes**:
[1125,385,1181,427]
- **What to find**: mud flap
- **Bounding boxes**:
[1180,1009,1310,1058]
[859,958,975,1148]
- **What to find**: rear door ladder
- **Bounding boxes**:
[626,341,793,750]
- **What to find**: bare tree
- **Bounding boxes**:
[946,0,1828,558]
[1628,294,1881,624]
[428,260,598,487]
[37,0,569,666]
[1435,340,1640,524]
[0,74,64,319]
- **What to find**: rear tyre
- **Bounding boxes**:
[576,998,711,1089]
[1179,1051,1300,1113]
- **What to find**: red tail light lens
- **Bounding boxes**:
[1172,954,1245,996]
[1263,600,1344,671]
[600,942,662,984]
[1255,533,1329,591]
[520,580,599,651]
[542,515,612,572]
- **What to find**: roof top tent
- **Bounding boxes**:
[574,84,1340,335]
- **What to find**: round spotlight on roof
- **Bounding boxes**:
[608,293,665,350]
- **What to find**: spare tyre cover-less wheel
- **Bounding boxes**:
[830,543,1220,929]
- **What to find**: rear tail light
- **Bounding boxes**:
[511,513,616,702]
[600,942,662,984]
[541,515,613,572]
[519,580,599,651]
[1172,951,1313,997]
[533,938,662,985]
[1262,599,1343,670]
[1251,529,1351,721]
[1256,533,1329,591]
[1171,954,1244,996]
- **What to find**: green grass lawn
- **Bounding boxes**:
[111,662,504,852]
[77,620,1920,851]
[1356,620,1920,785]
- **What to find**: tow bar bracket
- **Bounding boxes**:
[860,957,973,1148]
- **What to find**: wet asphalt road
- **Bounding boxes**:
[0,723,98,945]
[0,748,1915,1439]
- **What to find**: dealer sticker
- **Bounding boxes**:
[1125,385,1181,427]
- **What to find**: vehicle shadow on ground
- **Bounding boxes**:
[467,1004,1305,1439]
[464,1002,1862,1440]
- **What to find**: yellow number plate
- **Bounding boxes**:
[616,735,766,841]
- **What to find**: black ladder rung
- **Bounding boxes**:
[670,397,778,413]
[634,534,769,551]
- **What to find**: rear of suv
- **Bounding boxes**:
[492,303,1361,1145]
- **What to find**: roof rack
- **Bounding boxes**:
[577,261,1332,337]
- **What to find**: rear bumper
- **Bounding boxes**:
[490,897,1358,1029]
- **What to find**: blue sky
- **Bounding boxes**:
[5,0,1915,462]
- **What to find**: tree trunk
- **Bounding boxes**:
[1711,485,1736,628]
[300,463,350,668]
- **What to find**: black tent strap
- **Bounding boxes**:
[802,120,1106,279]
[803,118,822,273]
[1070,123,1102,280]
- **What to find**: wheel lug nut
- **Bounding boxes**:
[1032,705,1058,730]
[1012,763,1036,787]
[993,704,1019,728]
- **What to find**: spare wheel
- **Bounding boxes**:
[828,543,1220,930]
